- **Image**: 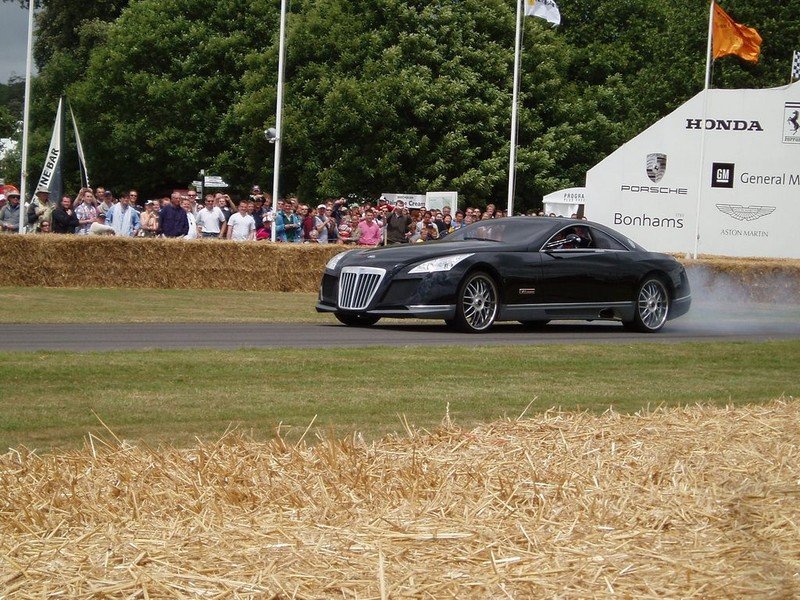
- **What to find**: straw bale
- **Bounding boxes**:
[2,236,800,300]
[1,400,798,598]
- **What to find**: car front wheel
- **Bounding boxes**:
[454,271,498,333]
[626,277,669,332]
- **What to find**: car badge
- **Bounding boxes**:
[715,204,776,221]
[646,153,667,183]
[367,254,376,259]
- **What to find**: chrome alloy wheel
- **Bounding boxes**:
[636,279,669,332]
[458,273,498,332]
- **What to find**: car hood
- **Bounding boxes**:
[339,239,501,268]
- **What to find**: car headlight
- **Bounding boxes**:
[326,251,350,270]
[409,253,474,274]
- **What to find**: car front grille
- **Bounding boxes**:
[338,267,386,310]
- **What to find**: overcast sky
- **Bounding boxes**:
[1,3,34,83]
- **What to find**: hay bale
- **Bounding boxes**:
[1,400,798,597]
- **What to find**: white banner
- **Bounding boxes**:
[70,104,90,189]
[36,97,63,195]
[382,193,426,209]
[585,81,800,258]
[425,191,458,213]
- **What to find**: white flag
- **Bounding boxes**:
[792,50,800,81]
[524,0,561,26]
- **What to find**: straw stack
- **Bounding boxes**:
[1,400,798,597]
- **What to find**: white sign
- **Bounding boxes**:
[204,175,229,188]
[382,193,426,209]
[425,191,458,213]
[585,81,800,259]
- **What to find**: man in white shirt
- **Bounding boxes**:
[227,200,256,241]
[196,194,226,238]
[182,199,198,239]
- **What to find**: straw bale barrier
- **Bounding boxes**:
[1,400,798,597]
[1,235,800,301]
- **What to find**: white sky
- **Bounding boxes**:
[0,3,34,83]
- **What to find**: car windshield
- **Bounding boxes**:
[446,218,554,244]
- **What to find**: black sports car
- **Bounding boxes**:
[316,217,691,333]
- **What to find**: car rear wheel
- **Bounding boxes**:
[625,277,669,332]
[335,313,380,327]
[454,272,498,333]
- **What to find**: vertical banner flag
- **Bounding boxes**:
[524,0,561,26]
[712,3,762,63]
[36,97,64,200]
[69,104,91,189]
[792,50,800,81]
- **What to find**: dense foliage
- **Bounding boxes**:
[2,0,796,208]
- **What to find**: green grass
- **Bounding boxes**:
[0,287,326,323]
[1,341,797,451]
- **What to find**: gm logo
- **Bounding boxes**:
[711,162,735,188]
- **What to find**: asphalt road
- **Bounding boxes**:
[3,302,799,351]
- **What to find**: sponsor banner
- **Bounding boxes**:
[586,82,800,259]
[36,97,64,198]
[425,191,458,213]
[382,193,426,209]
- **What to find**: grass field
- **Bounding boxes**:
[2,340,797,451]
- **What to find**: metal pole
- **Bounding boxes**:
[270,0,288,243]
[18,0,35,234]
[506,0,524,217]
[692,0,715,258]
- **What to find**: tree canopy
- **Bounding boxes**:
[2,0,796,209]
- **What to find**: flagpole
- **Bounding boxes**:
[270,0,288,243]
[18,0,35,235]
[507,0,524,217]
[692,0,715,258]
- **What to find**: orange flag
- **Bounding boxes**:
[712,3,762,63]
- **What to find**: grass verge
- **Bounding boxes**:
[1,341,797,451]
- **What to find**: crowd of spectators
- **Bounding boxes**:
[0,183,582,244]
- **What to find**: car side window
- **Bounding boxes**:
[590,229,629,250]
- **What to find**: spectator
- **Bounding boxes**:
[0,188,23,233]
[227,200,256,241]
[97,191,114,217]
[182,199,198,239]
[75,189,98,235]
[160,192,189,238]
[356,209,382,246]
[52,195,80,234]
[385,200,412,244]
[186,189,199,214]
[196,195,225,239]
[301,205,316,241]
[140,200,160,237]
[106,192,141,237]
[336,214,353,244]
[313,204,335,243]
[27,189,55,232]
[129,189,141,210]
[275,202,301,242]
[88,212,115,235]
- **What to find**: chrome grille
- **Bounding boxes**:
[338,267,385,310]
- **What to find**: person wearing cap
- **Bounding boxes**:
[88,212,115,235]
[313,203,334,243]
[97,190,114,217]
[0,187,24,233]
[27,189,55,233]
[140,200,160,237]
